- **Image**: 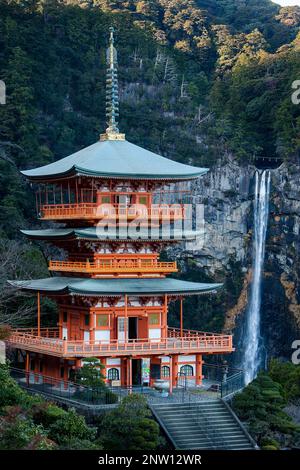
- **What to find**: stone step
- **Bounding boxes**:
[150,398,256,450]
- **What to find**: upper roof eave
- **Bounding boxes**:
[20,166,208,183]
[7,277,223,297]
[20,139,208,183]
[20,228,204,242]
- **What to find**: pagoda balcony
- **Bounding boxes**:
[38,203,187,221]
[6,327,233,358]
[48,259,178,276]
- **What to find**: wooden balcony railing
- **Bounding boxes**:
[48,259,178,275]
[39,203,186,221]
[6,328,233,358]
[167,327,223,339]
[11,327,60,338]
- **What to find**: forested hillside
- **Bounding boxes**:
[0,0,299,328]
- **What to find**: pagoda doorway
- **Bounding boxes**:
[132,359,142,386]
[70,313,80,340]
[128,317,138,341]
[117,317,138,342]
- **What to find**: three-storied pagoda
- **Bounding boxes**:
[7,28,233,391]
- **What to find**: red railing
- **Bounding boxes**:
[167,327,221,338]
[49,259,177,274]
[7,328,233,358]
[12,327,60,338]
[39,203,186,221]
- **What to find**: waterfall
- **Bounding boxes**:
[242,170,271,385]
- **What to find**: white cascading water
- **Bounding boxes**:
[243,170,271,385]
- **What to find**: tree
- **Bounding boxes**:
[276,6,300,27]
[48,408,97,446]
[0,364,28,408]
[0,406,55,450]
[100,394,160,450]
[233,372,300,449]
[75,357,106,388]
[269,359,300,402]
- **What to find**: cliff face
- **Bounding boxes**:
[184,157,300,360]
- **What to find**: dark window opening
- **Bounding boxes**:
[128,317,138,340]
[180,364,193,376]
[161,365,170,378]
[108,368,119,381]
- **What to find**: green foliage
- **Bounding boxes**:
[74,357,118,403]
[31,402,68,428]
[0,406,55,450]
[269,359,300,402]
[100,394,160,450]
[0,364,28,408]
[211,43,300,160]
[75,357,105,388]
[47,408,96,445]
[233,371,300,448]
[0,364,100,450]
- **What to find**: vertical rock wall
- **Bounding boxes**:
[180,156,300,360]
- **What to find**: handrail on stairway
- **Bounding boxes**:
[187,394,229,450]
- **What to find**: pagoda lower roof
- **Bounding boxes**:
[21,228,203,242]
[8,277,222,297]
[21,140,208,182]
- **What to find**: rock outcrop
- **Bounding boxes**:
[180,156,300,360]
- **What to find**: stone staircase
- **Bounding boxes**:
[150,399,257,450]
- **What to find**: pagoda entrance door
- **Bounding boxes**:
[117,317,138,342]
[128,317,138,341]
[70,313,81,341]
[132,359,142,386]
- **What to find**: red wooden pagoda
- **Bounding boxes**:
[7,28,233,392]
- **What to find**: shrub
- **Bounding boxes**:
[48,408,96,445]
[31,402,67,427]
[233,371,300,448]
[0,364,28,408]
[100,394,160,450]
[0,407,56,450]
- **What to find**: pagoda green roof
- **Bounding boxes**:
[21,227,203,242]
[8,277,222,297]
[21,140,208,182]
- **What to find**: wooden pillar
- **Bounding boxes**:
[25,352,30,386]
[37,292,41,336]
[34,354,39,383]
[180,298,183,336]
[121,358,126,387]
[75,178,79,203]
[196,354,203,386]
[124,294,128,343]
[128,357,132,393]
[172,355,178,390]
[169,356,173,394]
[163,294,168,339]
[63,359,68,390]
[91,310,96,342]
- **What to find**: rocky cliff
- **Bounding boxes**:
[178,157,300,361]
